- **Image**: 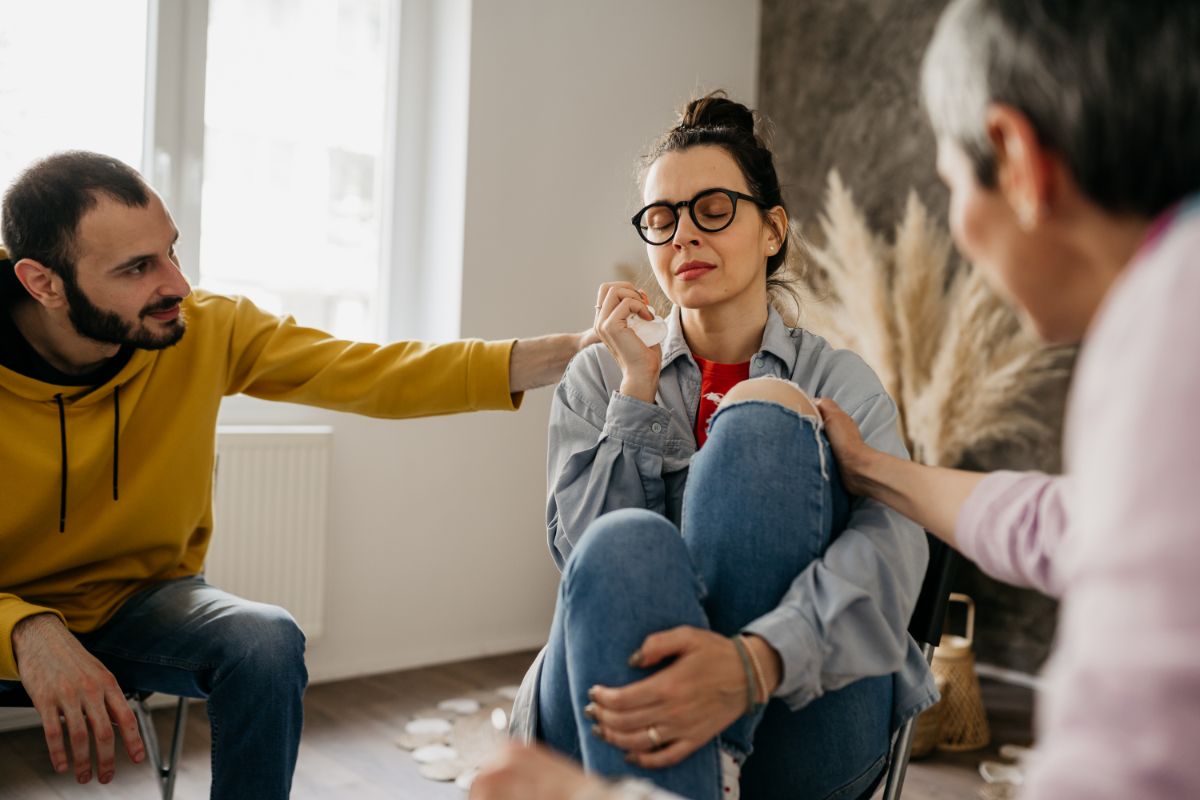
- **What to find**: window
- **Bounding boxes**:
[198,0,391,340]
[0,0,395,342]
[0,1,148,196]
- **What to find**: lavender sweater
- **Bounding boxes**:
[956,196,1200,799]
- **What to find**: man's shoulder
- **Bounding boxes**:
[183,289,243,319]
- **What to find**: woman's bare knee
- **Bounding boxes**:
[717,376,819,418]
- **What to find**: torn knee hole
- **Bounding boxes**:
[717,376,819,418]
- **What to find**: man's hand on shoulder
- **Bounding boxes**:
[12,614,145,784]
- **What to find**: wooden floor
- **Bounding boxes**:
[0,651,1033,799]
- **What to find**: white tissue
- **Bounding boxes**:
[628,309,668,347]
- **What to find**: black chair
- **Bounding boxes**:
[0,684,188,799]
[879,532,959,799]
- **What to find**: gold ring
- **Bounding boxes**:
[646,725,662,747]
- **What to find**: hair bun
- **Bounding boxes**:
[678,90,756,136]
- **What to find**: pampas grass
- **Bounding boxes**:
[805,170,1072,467]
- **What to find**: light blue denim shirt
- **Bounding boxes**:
[511,304,937,740]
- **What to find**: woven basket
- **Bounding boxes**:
[932,593,990,752]
[910,672,949,758]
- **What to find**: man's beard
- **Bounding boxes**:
[61,271,186,350]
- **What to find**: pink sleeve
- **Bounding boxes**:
[954,471,1070,598]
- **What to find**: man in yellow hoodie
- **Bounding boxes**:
[0,151,594,798]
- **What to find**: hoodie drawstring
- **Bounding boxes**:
[112,385,120,501]
[54,394,67,533]
[51,385,121,533]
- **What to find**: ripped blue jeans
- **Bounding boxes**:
[537,400,892,800]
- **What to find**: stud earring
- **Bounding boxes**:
[1017,201,1037,231]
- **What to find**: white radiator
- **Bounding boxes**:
[208,425,333,639]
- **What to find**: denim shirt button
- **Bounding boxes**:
[753,357,764,368]
[651,422,663,433]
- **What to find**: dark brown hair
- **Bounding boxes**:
[1,151,150,306]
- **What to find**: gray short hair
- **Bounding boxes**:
[921,0,1200,218]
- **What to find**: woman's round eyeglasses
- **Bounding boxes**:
[631,187,768,246]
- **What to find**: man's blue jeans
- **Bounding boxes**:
[1,576,307,800]
[537,401,893,800]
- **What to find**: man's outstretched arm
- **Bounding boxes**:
[508,329,598,393]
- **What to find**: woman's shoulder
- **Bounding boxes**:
[788,326,892,412]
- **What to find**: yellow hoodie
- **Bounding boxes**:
[0,289,520,679]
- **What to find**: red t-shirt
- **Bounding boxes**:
[692,355,751,448]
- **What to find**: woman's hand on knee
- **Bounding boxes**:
[584,626,749,769]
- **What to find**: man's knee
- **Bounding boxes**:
[718,376,819,418]
[220,603,307,682]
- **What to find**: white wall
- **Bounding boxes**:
[222,0,761,684]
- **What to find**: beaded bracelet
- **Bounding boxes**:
[729,634,765,715]
[739,634,769,706]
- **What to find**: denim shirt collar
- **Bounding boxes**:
[659,303,799,376]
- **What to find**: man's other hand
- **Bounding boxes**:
[11,614,145,784]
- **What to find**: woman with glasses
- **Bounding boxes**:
[506,92,934,800]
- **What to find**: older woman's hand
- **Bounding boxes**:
[816,398,875,496]
[470,741,612,800]
[585,627,779,768]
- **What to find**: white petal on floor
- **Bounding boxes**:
[406,717,453,735]
[397,730,450,751]
[455,767,478,791]
[495,685,521,701]
[413,744,459,764]
[438,697,481,715]
[419,759,466,782]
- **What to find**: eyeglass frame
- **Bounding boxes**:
[631,187,770,246]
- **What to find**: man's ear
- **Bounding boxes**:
[14,259,68,309]
[985,104,1056,230]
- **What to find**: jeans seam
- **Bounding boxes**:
[89,642,213,672]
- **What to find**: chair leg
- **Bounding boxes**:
[130,695,188,800]
[881,716,918,799]
[881,642,938,800]
[161,697,188,800]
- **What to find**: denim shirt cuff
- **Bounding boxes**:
[743,607,823,711]
[602,391,671,451]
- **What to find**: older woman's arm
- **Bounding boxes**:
[820,398,1070,597]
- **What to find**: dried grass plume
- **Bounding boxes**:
[805,171,1072,467]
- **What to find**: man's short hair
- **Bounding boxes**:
[1,151,150,305]
[921,0,1200,218]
